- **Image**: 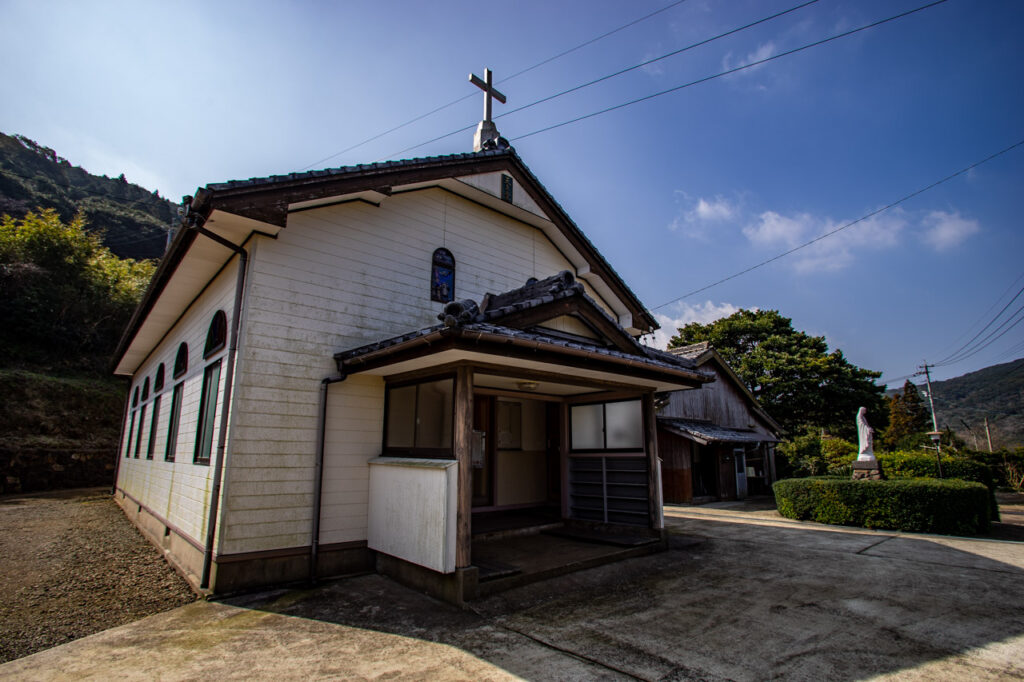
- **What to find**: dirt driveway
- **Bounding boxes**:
[3,496,1023,680]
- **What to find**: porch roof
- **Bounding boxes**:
[334,271,714,392]
[658,417,779,445]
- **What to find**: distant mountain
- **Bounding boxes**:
[894,359,1024,450]
[0,132,174,260]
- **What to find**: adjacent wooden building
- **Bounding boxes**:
[657,342,782,503]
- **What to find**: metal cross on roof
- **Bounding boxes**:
[468,68,506,123]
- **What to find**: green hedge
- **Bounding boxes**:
[773,477,992,535]
[878,452,999,520]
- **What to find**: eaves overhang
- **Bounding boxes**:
[335,323,712,392]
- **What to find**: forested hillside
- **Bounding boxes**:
[0,133,165,492]
[0,132,174,260]
[894,359,1024,449]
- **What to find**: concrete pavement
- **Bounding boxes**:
[3,505,1023,681]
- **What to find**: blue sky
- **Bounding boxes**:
[2,0,1022,388]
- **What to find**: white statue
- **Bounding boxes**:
[856,407,876,462]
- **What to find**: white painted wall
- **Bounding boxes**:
[367,458,457,573]
[115,258,241,551]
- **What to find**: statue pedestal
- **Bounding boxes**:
[852,459,884,481]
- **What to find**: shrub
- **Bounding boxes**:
[773,477,991,535]
[878,452,998,520]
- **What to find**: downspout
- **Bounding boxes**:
[310,374,347,584]
[184,206,248,591]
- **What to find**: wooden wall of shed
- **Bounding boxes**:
[717,445,738,501]
[661,364,774,436]
[221,186,621,555]
[657,430,692,504]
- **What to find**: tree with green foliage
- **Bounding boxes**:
[881,380,931,450]
[668,309,886,438]
[0,209,155,369]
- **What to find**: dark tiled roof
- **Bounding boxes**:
[668,342,711,360]
[439,270,645,354]
[658,417,772,444]
[336,272,703,380]
[205,149,510,191]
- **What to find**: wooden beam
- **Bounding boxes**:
[643,391,664,530]
[454,366,473,568]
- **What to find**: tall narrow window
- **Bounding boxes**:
[194,361,222,465]
[165,383,183,462]
[173,343,188,379]
[147,396,161,460]
[125,411,136,459]
[141,378,150,402]
[134,404,147,458]
[154,364,165,393]
[204,310,227,358]
[430,248,455,303]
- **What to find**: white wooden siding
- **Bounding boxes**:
[115,260,239,550]
[222,188,610,554]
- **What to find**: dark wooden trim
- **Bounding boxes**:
[287,196,385,214]
[559,402,570,519]
[117,488,204,553]
[213,540,368,564]
[643,392,663,530]
[472,386,565,402]
[496,298,639,354]
[454,366,473,569]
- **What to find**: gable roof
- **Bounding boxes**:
[113,148,659,374]
[668,342,783,435]
[336,271,711,390]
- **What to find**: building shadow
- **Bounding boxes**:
[223,513,1024,680]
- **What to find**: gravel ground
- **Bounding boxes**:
[0,487,196,663]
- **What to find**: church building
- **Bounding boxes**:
[112,72,713,602]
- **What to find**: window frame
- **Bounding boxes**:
[173,343,188,379]
[165,382,184,462]
[382,374,456,459]
[568,398,645,454]
[146,395,161,460]
[193,360,222,465]
[134,404,147,458]
[204,310,227,359]
[430,248,455,303]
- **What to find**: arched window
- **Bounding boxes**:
[153,363,165,393]
[204,310,227,358]
[132,387,139,408]
[141,378,150,402]
[430,248,455,303]
[173,343,188,379]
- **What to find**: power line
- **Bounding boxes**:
[384,0,827,160]
[935,279,1024,365]
[495,0,820,126]
[513,0,948,143]
[300,0,692,170]
[651,136,1024,311]
[936,305,1024,367]
[934,269,1024,358]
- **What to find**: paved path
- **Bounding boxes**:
[3,505,1023,681]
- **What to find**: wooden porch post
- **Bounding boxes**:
[454,366,473,568]
[643,391,664,530]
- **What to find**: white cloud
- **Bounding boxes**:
[919,210,980,251]
[647,300,742,350]
[742,210,906,273]
[670,194,739,239]
[722,42,777,76]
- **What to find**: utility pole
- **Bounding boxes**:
[918,362,943,478]
[984,417,994,453]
